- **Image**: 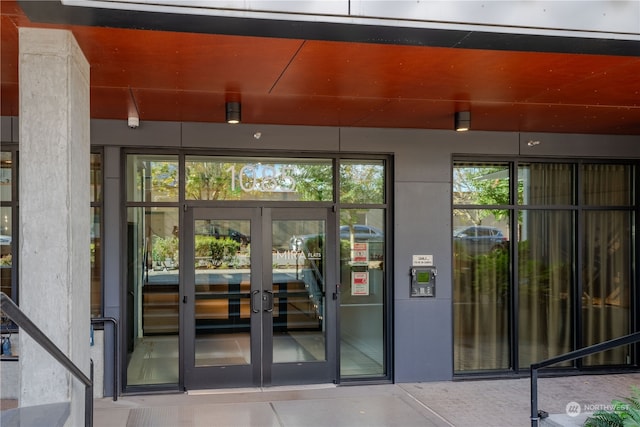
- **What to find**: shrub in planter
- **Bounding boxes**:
[195,236,241,267]
[584,386,640,427]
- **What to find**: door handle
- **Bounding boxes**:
[263,290,274,313]
[251,290,260,313]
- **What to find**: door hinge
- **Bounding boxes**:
[183,296,187,304]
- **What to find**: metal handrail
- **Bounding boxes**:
[0,292,93,427]
[530,331,640,426]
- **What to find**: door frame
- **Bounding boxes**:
[265,207,338,386]
[181,206,338,389]
[182,207,260,389]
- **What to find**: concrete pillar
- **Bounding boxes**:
[18,28,90,427]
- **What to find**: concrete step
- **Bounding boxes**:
[0,401,69,427]
[540,412,594,427]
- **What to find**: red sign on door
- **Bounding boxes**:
[351,271,370,296]
[351,242,369,265]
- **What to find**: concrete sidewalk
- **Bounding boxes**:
[94,373,640,427]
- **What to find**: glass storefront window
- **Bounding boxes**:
[454,160,636,374]
[91,153,102,203]
[1,149,103,313]
[91,207,102,318]
[0,207,12,299]
[518,210,574,368]
[518,163,574,205]
[123,153,388,388]
[453,163,510,205]
[0,151,11,202]
[340,160,385,204]
[339,208,385,377]
[127,155,179,203]
[126,206,180,386]
[91,152,103,317]
[582,210,632,365]
[453,209,511,371]
[1,151,14,301]
[185,156,333,201]
[582,164,633,206]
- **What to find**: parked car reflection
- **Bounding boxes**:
[290,224,383,251]
[195,223,250,245]
[453,225,508,255]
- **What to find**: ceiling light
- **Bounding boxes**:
[127,113,139,129]
[226,101,241,124]
[455,111,470,132]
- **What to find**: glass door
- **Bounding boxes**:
[183,207,336,389]
[267,208,337,385]
[183,207,258,388]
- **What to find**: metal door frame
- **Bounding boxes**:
[182,206,337,389]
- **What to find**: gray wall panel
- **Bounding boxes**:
[1,116,13,141]
[394,181,452,301]
[446,131,519,156]
[394,299,452,382]
[182,122,340,152]
[12,117,18,142]
[91,119,180,147]
[340,128,449,183]
[394,181,453,381]
[340,128,519,182]
[520,133,640,158]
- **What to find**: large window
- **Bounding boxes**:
[91,152,103,317]
[0,150,15,301]
[0,149,103,317]
[339,159,387,378]
[453,162,511,371]
[517,163,575,368]
[453,160,635,373]
[581,164,633,365]
[125,155,180,387]
[184,156,333,202]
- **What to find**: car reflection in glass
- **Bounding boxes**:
[453,225,508,255]
[290,225,383,251]
[196,224,250,245]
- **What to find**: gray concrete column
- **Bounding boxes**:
[18,28,90,427]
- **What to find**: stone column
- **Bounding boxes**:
[18,28,90,427]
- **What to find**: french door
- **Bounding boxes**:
[183,207,337,389]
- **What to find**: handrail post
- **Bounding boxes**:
[86,360,94,427]
[530,366,538,427]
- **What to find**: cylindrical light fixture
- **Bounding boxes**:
[455,111,471,132]
[226,101,241,124]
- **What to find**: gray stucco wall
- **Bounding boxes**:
[4,117,639,387]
